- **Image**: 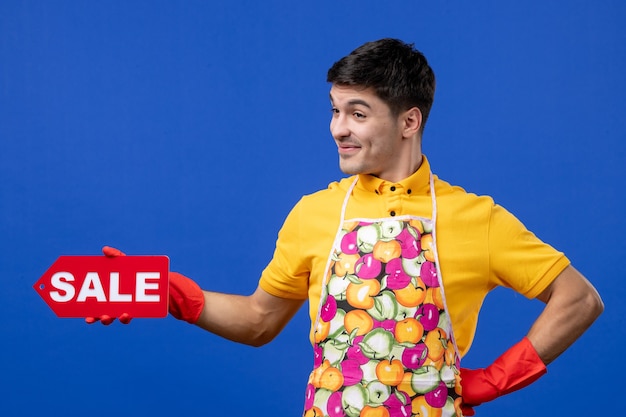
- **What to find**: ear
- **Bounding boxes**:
[401,107,422,139]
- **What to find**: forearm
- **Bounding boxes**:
[195,291,269,346]
[195,287,304,347]
[527,266,604,364]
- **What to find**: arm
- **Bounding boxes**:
[528,265,604,364]
[461,265,603,412]
[88,247,305,344]
[195,286,305,347]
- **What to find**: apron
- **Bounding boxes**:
[303,174,463,417]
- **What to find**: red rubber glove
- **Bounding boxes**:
[461,337,547,411]
[168,272,205,323]
[86,246,205,325]
[460,404,476,416]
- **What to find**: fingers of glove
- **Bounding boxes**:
[85,314,132,325]
[102,246,126,257]
[85,315,115,325]
[119,313,133,324]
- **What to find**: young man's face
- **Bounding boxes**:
[329,84,412,182]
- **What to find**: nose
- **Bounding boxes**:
[330,113,350,139]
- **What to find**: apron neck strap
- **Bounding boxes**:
[430,172,437,228]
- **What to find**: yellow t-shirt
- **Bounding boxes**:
[259,156,570,356]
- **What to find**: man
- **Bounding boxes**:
[91,39,603,416]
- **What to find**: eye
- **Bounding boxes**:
[330,107,339,115]
[353,111,366,119]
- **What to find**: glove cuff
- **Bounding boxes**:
[461,337,547,406]
[491,336,547,396]
[168,272,205,324]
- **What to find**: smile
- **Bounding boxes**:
[337,142,362,155]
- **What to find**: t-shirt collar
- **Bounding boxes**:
[356,155,432,196]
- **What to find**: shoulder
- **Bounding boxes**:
[278,176,355,233]
[296,176,356,210]
[433,175,497,214]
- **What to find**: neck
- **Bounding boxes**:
[394,133,424,181]
[380,141,423,183]
[410,151,424,176]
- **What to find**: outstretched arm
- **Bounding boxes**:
[88,246,305,345]
[195,286,305,347]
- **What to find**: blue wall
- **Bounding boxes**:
[1,1,624,415]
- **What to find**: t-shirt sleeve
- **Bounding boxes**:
[259,200,310,300]
[488,204,571,299]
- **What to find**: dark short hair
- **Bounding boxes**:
[327,38,436,131]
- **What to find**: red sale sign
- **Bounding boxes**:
[33,255,169,318]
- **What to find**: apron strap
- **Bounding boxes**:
[313,176,360,337]
[429,173,461,359]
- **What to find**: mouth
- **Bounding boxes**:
[337,141,362,156]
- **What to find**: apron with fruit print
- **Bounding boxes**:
[303,174,463,417]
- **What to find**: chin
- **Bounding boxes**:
[339,159,365,176]
[339,165,361,176]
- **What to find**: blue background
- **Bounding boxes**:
[1,1,624,416]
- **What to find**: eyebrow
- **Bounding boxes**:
[329,94,372,109]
